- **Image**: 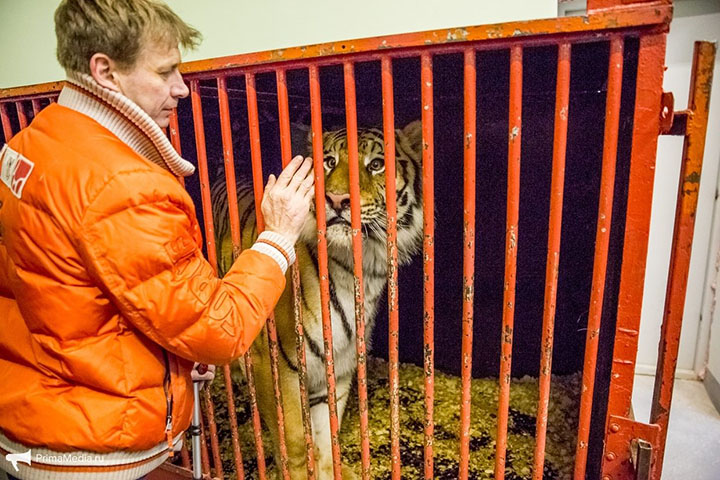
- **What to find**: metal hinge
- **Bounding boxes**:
[630,438,653,480]
[602,415,660,480]
[659,91,690,136]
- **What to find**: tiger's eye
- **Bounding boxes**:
[368,158,384,172]
[324,156,337,169]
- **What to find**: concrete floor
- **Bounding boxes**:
[632,374,720,479]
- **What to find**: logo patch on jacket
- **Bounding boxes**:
[0,144,34,199]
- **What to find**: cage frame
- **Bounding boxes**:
[1,1,715,479]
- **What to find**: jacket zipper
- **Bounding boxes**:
[162,349,174,456]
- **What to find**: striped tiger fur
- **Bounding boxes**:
[211,120,423,479]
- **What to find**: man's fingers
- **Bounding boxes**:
[303,187,314,204]
[300,172,315,193]
[275,155,304,187]
[263,174,277,199]
[266,174,277,188]
[288,157,313,190]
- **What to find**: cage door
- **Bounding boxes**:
[602,40,716,480]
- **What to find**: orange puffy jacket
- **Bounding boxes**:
[0,103,285,452]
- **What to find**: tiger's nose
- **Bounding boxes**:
[326,192,350,211]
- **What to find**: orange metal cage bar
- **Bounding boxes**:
[309,63,344,480]
[459,47,477,480]
[574,36,625,480]
[276,67,317,480]
[420,51,436,480]
[380,54,402,480]
[189,79,226,480]
[649,40,716,479]
[246,71,293,480]
[343,61,372,480]
[495,43,522,480]
[216,75,247,480]
[5,4,707,480]
[532,42,571,480]
[15,102,28,130]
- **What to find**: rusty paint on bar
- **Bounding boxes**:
[217,75,247,478]
[276,67,317,480]
[343,60,372,480]
[244,354,269,480]
[420,52,435,480]
[221,364,245,478]
[1,103,13,142]
[309,64,344,480]
[276,69,293,165]
[588,0,670,13]
[650,40,716,480]
[0,81,65,101]
[532,42,571,480]
[291,261,316,478]
[459,47,476,480]
[246,71,292,480]
[246,74,268,231]
[190,79,227,479]
[573,36,624,480]
[603,33,667,438]
[251,242,291,479]
[189,80,218,271]
[198,405,211,476]
[495,44,522,480]
[217,76,242,260]
[31,99,41,117]
[168,108,182,155]
[381,55,402,480]
[170,6,669,79]
[168,109,185,188]
[180,442,191,470]
[178,32,657,88]
[15,102,27,130]
[202,388,225,479]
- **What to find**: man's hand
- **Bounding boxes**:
[191,363,216,389]
[261,155,314,245]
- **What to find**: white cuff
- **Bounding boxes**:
[250,231,296,274]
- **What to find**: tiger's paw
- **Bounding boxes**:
[341,464,359,480]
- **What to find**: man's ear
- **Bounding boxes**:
[89,53,121,92]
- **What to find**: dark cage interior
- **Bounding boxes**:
[166,37,643,479]
[166,37,641,479]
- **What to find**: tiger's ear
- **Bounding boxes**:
[396,120,423,156]
[290,123,312,157]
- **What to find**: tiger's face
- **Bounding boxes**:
[298,120,423,265]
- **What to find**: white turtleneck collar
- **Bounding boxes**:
[57,72,195,177]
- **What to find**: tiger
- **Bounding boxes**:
[211,120,423,479]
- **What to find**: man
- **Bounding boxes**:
[0,1,313,479]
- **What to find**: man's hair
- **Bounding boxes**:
[55,0,202,74]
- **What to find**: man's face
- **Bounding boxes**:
[114,41,189,128]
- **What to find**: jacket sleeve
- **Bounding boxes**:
[75,169,285,365]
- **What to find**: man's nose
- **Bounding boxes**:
[172,72,189,99]
[326,192,350,211]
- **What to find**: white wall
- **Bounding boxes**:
[636,6,720,378]
[0,0,555,89]
[707,165,720,385]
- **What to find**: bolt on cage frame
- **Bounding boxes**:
[0,1,715,479]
